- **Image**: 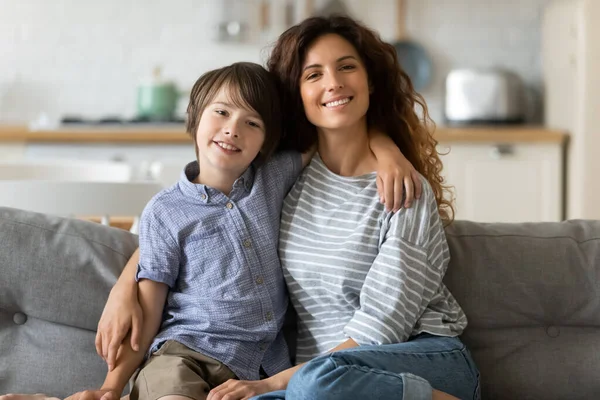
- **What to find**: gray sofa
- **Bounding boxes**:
[1,207,599,399]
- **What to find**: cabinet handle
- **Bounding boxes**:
[490,144,515,159]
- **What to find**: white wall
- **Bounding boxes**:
[0,0,554,124]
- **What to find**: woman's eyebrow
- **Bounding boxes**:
[303,55,358,72]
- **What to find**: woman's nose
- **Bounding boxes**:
[325,74,344,91]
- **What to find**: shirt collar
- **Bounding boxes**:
[178,161,254,203]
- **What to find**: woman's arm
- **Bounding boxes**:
[344,179,448,346]
[369,129,422,212]
[95,248,143,371]
[265,338,359,391]
[207,338,361,400]
[69,280,168,400]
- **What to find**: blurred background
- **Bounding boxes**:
[0,0,598,227]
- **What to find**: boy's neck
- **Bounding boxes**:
[194,164,240,197]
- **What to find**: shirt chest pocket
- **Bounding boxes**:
[181,229,241,295]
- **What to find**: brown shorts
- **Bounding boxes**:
[130,340,237,400]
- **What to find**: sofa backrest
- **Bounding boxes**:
[443,220,600,400]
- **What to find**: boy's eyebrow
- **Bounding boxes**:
[303,55,357,72]
[212,101,234,107]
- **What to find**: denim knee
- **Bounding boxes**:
[286,355,339,400]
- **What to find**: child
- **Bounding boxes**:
[61,61,414,400]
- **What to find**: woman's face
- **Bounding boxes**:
[299,33,370,133]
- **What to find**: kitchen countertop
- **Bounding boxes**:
[0,125,568,144]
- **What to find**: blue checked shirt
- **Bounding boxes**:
[136,151,302,380]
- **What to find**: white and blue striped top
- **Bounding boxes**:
[279,154,467,363]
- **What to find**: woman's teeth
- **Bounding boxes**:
[325,98,351,108]
[216,142,240,151]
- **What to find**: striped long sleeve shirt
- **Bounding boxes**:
[279,155,467,363]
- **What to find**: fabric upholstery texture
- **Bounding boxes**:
[1,207,599,399]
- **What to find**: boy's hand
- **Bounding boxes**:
[207,378,278,400]
[64,389,119,400]
[376,155,422,212]
[95,282,143,371]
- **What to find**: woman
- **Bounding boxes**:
[101,16,479,400]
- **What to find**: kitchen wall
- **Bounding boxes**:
[0,0,554,124]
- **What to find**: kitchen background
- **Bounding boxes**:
[1,0,599,225]
[0,0,550,124]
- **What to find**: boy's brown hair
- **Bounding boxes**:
[185,62,282,166]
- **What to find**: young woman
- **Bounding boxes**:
[92,15,478,400]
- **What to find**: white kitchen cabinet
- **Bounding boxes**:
[0,143,26,161]
[437,142,564,222]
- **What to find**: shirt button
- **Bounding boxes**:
[265,311,273,321]
[243,239,252,248]
[226,202,233,209]
[255,276,264,285]
[200,194,207,200]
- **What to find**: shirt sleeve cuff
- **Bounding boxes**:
[135,264,175,288]
[401,373,433,400]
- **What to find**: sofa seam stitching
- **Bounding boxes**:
[446,233,600,244]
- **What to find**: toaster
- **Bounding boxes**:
[444,69,525,125]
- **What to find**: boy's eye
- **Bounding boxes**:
[215,109,228,116]
[248,121,262,128]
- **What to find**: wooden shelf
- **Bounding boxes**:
[0,125,191,143]
[0,124,568,144]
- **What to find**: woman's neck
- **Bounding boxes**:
[317,120,378,177]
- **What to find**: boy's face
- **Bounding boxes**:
[196,88,266,180]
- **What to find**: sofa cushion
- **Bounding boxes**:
[0,207,138,398]
[444,220,600,400]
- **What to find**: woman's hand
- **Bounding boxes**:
[64,389,119,400]
[376,154,422,212]
[207,378,278,400]
[95,281,143,372]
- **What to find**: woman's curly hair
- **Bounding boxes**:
[268,15,454,223]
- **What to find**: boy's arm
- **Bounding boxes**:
[369,129,423,212]
[99,280,168,395]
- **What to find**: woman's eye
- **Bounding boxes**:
[340,65,355,71]
[215,109,228,116]
[306,72,320,80]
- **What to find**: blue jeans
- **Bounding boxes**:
[251,334,480,400]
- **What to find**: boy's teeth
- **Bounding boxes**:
[217,142,239,151]
[325,98,350,107]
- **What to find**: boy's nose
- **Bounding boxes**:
[224,129,239,138]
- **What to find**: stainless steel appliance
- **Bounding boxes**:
[444,69,525,125]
